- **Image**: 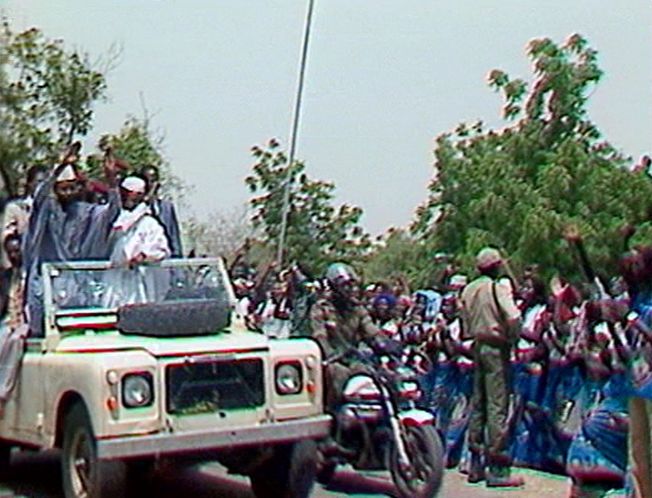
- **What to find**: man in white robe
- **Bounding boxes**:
[102,177,171,308]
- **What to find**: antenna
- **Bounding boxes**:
[276,0,316,264]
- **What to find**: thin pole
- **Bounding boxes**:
[276,0,316,264]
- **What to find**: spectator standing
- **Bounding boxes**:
[1,165,47,268]
[370,293,400,340]
[0,233,29,415]
[1,234,25,329]
[2,165,47,241]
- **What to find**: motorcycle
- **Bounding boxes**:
[317,346,444,498]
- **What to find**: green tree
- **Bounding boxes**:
[413,35,652,282]
[182,205,255,258]
[86,116,187,203]
[0,20,107,195]
[361,228,434,288]
[245,139,371,275]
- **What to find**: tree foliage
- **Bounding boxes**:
[183,204,255,258]
[0,20,106,195]
[413,35,652,282]
[361,228,434,288]
[245,139,371,275]
[98,118,165,172]
[85,116,187,203]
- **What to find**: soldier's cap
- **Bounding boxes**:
[476,247,503,270]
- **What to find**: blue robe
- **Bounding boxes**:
[566,372,628,489]
[23,175,120,336]
[150,198,182,258]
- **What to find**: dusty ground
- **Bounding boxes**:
[0,451,629,497]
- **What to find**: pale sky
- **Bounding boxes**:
[2,1,651,235]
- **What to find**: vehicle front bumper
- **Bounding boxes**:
[96,414,332,460]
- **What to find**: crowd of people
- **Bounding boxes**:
[1,145,652,497]
[228,237,652,497]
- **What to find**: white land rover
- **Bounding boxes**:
[0,258,329,498]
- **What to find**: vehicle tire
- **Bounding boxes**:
[387,424,444,498]
[250,440,317,498]
[61,403,127,498]
[0,442,11,480]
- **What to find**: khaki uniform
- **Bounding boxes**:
[309,298,378,409]
[461,276,521,475]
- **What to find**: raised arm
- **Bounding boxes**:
[563,225,596,285]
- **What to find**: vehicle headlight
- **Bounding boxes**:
[275,362,303,395]
[122,373,154,408]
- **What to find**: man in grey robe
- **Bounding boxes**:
[140,165,183,258]
[23,152,121,337]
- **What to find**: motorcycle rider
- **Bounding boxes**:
[309,262,379,411]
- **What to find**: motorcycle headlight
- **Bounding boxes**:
[275,362,303,395]
[122,373,154,408]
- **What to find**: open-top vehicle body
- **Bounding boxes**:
[0,258,329,498]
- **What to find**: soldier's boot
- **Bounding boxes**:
[467,451,485,484]
[486,466,524,488]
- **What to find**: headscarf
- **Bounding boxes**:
[373,293,397,309]
[414,289,443,322]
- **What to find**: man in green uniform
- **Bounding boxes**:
[310,263,378,410]
[461,247,523,487]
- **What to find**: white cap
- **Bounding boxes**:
[56,165,78,183]
[120,176,146,194]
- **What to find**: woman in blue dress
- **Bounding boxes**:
[566,300,630,498]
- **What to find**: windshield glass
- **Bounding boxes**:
[46,259,232,313]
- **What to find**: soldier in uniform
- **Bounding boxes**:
[461,247,524,487]
[309,263,378,410]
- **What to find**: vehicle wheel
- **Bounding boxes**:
[0,442,11,479]
[387,425,444,498]
[61,403,127,498]
[250,440,317,498]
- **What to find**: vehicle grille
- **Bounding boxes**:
[166,358,265,415]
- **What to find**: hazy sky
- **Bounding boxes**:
[2,1,651,235]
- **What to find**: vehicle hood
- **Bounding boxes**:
[55,328,270,357]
